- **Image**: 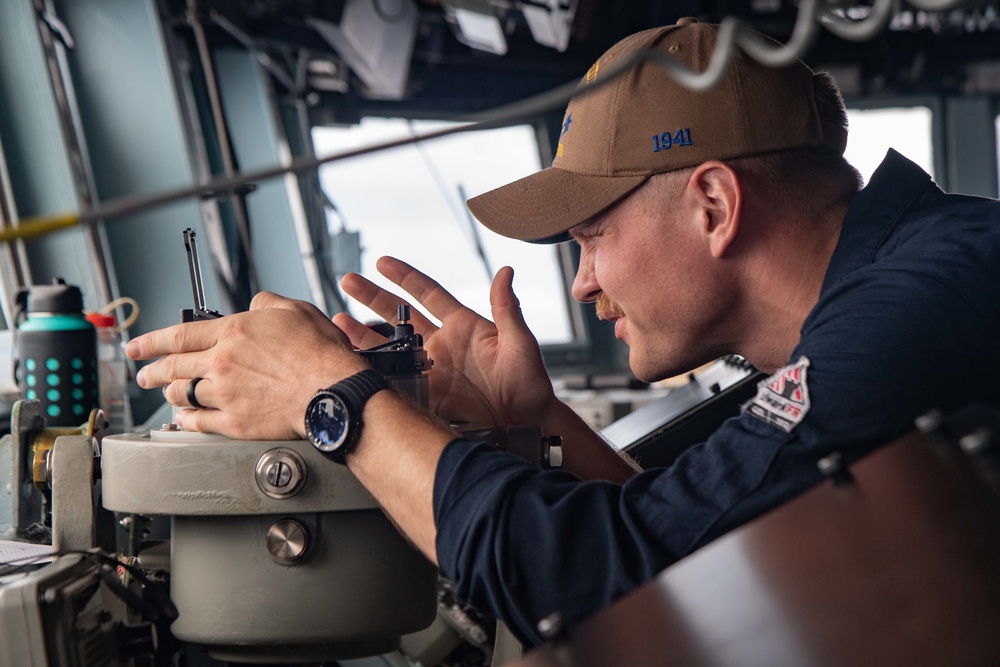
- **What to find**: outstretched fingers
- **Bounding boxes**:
[340,271,437,331]
[490,266,534,342]
[376,256,470,323]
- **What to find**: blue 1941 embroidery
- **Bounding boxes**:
[652,129,693,152]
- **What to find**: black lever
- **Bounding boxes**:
[181,228,223,322]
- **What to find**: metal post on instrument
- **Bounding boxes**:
[181,228,223,322]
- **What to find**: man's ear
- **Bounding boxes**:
[687,161,742,259]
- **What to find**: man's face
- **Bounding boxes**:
[569,178,735,381]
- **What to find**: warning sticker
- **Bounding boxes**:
[746,356,811,433]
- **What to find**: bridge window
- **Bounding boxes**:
[844,106,934,184]
[313,118,575,345]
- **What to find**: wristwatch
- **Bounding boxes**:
[304,369,389,463]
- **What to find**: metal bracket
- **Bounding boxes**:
[51,435,97,552]
[2,400,43,540]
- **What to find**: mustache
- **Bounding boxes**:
[596,293,625,321]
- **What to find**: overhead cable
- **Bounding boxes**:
[1,0,965,243]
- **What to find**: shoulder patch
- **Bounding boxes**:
[746,356,811,433]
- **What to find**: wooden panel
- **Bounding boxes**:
[512,427,1000,667]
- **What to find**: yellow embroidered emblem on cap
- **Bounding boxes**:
[585,61,600,83]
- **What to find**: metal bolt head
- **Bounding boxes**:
[266,519,309,562]
[255,448,307,499]
[816,452,843,476]
[537,612,565,641]
[817,451,854,486]
[960,427,994,456]
[265,461,292,487]
[914,409,945,434]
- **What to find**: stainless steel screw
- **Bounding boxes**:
[537,612,565,641]
[255,448,307,499]
[816,452,843,476]
[960,427,994,455]
[817,451,854,486]
[266,519,308,562]
[265,461,292,487]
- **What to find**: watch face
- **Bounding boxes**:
[307,393,350,452]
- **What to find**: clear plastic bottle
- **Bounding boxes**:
[85,313,133,434]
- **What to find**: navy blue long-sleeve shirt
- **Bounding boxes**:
[433,150,1000,646]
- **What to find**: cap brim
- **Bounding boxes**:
[467,167,648,243]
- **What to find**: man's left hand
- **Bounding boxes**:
[127,292,369,440]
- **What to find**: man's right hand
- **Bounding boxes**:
[333,256,559,434]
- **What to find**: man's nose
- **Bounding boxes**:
[571,249,599,303]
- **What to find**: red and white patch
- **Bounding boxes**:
[746,356,811,433]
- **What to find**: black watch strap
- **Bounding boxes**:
[332,369,390,414]
[306,369,390,464]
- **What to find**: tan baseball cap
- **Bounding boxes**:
[466,18,847,243]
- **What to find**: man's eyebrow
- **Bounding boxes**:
[570,217,600,237]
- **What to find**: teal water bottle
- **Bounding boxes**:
[14,279,98,425]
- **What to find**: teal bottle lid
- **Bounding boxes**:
[15,278,93,331]
[19,313,94,332]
